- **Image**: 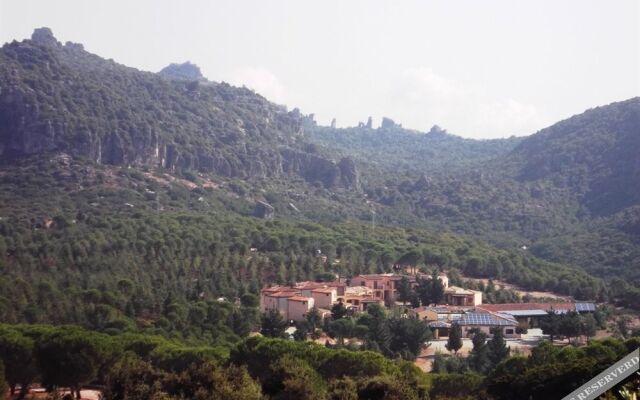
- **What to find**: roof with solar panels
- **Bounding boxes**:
[476,302,596,317]
[457,311,518,326]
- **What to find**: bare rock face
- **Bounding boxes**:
[159,62,205,81]
[280,149,359,190]
[31,27,60,47]
[0,28,360,191]
[338,157,360,190]
[254,201,274,219]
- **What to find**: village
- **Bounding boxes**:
[260,271,597,342]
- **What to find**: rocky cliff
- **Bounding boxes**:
[0,28,359,189]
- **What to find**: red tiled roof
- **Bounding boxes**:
[477,303,575,313]
[296,281,346,290]
[262,286,298,293]
[288,296,311,302]
[268,291,300,298]
[311,288,336,293]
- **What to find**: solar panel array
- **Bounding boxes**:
[576,303,595,312]
[458,312,516,326]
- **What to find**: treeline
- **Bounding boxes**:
[0,324,430,400]
[1,323,638,400]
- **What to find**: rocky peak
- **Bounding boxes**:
[338,157,360,190]
[31,27,61,48]
[380,117,401,129]
[159,61,205,81]
[428,125,448,136]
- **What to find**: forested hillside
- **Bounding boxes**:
[303,99,640,290]
[0,29,638,317]
[304,122,522,177]
[0,28,358,190]
[1,153,619,336]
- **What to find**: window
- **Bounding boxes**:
[506,329,514,334]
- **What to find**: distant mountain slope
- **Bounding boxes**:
[303,99,640,288]
[500,97,640,216]
[0,28,358,189]
[304,121,522,180]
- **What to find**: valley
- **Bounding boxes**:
[0,27,638,400]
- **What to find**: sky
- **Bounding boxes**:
[1,1,638,139]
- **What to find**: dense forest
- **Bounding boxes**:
[304,99,640,289]
[0,323,637,400]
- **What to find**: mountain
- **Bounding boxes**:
[0,28,359,189]
[304,120,522,181]
[0,28,638,308]
[501,98,640,217]
[304,99,640,290]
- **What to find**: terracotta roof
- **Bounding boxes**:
[262,286,298,294]
[296,281,346,290]
[444,286,476,295]
[268,291,300,298]
[295,281,327,289]
[311,288,336,293]
[288,296,311,302]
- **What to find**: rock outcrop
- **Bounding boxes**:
[254,201,274,219]
[159,62,205,81]
[0,28,360,191]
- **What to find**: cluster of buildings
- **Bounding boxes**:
[260,272,482,322]
[259,273,596,339]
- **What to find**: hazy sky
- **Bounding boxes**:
[1,1,638,138]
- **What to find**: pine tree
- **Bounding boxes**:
[540,310,561,341]
[260,309,288,338]
[468,328,490,373]
[430,269,445,304]
[446,323,463,355]
[366,304,391,355]
[396,276,413,305]
[416,277,432,306]
[487,327,510,367]
[331,302,347,320]
[306,307,322,339]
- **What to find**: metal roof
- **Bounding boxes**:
[458,312,517,326]
[429,321,451,328]
[576,303,596,312]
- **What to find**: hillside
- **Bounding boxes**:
[502,98,640,217]
[0,28,358,189]
[304,121,522,181]
[0,28,638,312]
[304,99,640,289]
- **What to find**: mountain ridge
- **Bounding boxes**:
[0,28,638,301]
[0,28,359,189]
